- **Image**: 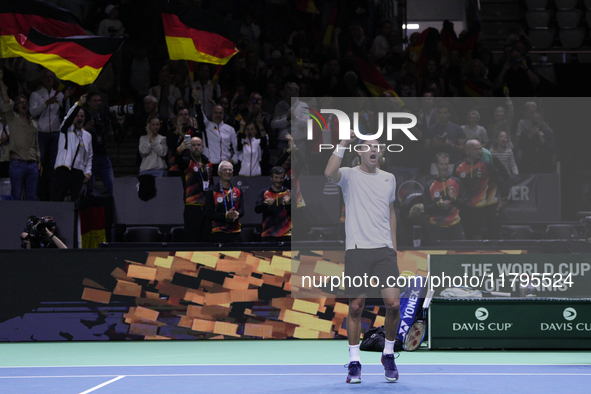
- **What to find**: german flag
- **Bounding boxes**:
[162,4,240,65]
[3,28,124,86]
[406,27,440,75]
[354,53,403,105]
[0,0,86,58]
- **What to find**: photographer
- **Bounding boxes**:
[20,216,67,249]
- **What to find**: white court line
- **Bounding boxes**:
[78,375,125,394]
[2,373,591,379]
[2,363,590,368]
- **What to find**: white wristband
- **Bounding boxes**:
[333,146,345,158]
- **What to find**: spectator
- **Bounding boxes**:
[463,59,493,97]
[255,166,291,240]
[1,76,40,201]
[488,90,514,149]
[139,116,168,177]
[519,112,555,173]
[84,91,114,196]
[149,65,181,122]
[453,139,509,240]
[494,49,539,98]
[53,96,93,202]
[237,120,268,177]
[198,89,238,176]
[490,131,518,176]
[423,152,466,242]
[132,95,158,139]
[461,110,489,148]
[205,161,244,243]
[261,81,281,117]
[425,100,466,175]
[516,101,538,144]
[175,136,214,242]
[385,105,423,181]
[271,82,309,151]
[370,20,392,64]
[29,70,75,200]
[97,4,125,37]
[417,92,437,128]
[420,59,444,97]
[192,63,221,118]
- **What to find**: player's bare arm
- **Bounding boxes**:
[324,129,355,183]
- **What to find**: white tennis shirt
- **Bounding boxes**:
[336,166,397,250]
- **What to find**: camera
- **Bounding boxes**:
[109,104,135,116]
[25,215,56,241]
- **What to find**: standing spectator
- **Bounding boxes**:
[370,20,392,64]
[53,96,93,202]
[97,4,125,37]
[494,49,539,98]
[29,70,75,200]
[461,111,489,148]
[516,101,538,143]
[488,90,514,149]
[139,116,168,177]
[150,65,181,123]
[490,131,518,176]
[254,166,291,240]
[425,101,466,175]
[83,91,114,196]
[175,136,214,242]
[1,76,40,201]
[198,88,238,176]
[205,161,244,243]
[463,59,493,97]
[238,120,268,177]
[271,82,309,151]
[192,63,221,118]
[519,112,555,173]
[423,152,466,242]
[453,139,509,240]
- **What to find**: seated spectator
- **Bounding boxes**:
[139,116,168,177]
[490,131,518,176]
[237,120,268,177]
[255,166,291,241]
[461,110,489,148]
[518,112,555,173]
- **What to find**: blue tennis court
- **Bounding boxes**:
[1,341,590,393]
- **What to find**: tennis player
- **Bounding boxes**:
[325,131,400,384]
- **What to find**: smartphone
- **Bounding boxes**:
[184,134,191,143]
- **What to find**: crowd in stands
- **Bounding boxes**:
[0,2,558,244]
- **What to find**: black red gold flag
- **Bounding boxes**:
[161,4,240,65]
